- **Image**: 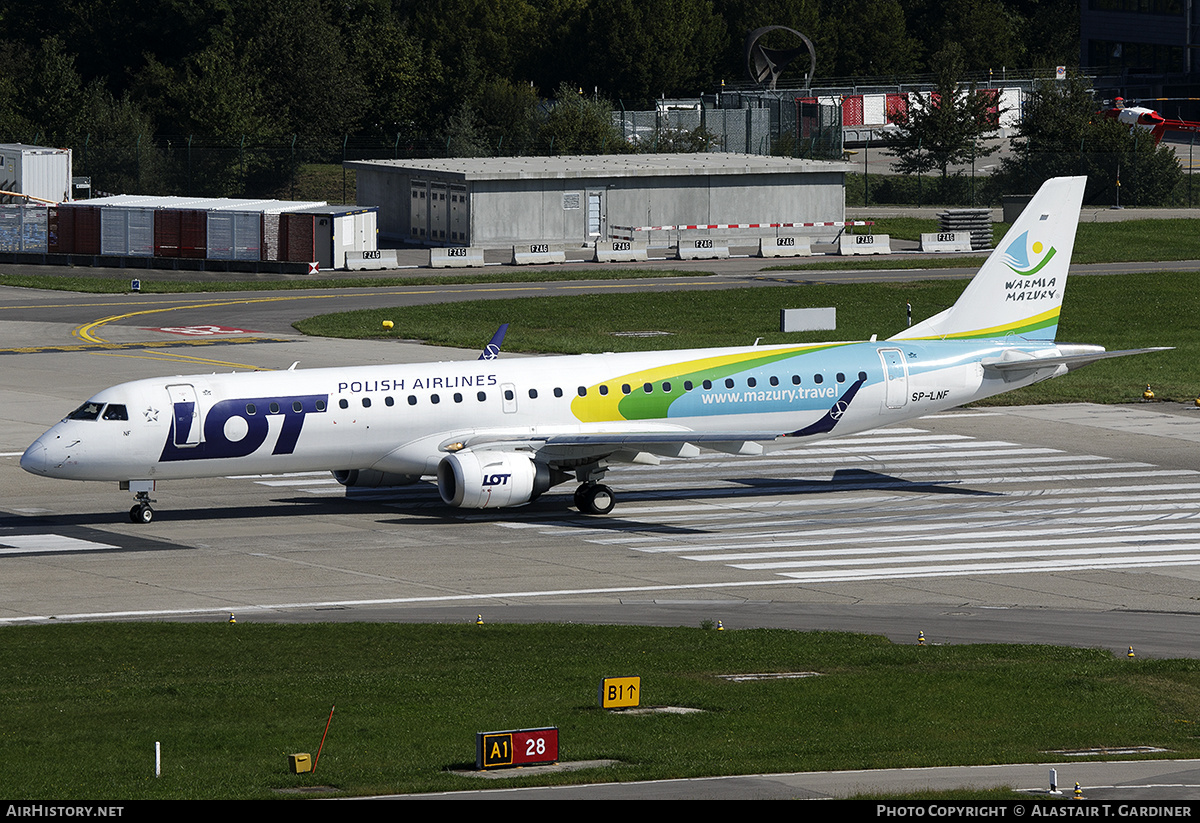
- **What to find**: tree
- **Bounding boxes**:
[579,0,725,105]
[885,44,999,195]
[536,83,627,154]
[826,0,919,79]
[996,75,1182,206]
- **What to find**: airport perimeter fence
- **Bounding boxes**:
[611,99,844,160]
[848,141,1198,208]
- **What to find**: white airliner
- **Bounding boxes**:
[22,176,1166,523]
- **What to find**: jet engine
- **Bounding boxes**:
[332,469,420,487]
[437,451,562,508]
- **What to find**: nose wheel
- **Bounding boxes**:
[128,491,155,523]
[574,483,616,515]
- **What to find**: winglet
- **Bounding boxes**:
[478,324,509,360]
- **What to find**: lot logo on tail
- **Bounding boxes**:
[1002,231,1056,276]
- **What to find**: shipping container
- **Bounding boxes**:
[154,209,207,258]
[286,206,379,269]
[50,204,101,254]
[0,144,72,205]
[3,204,50,251]
[101,206,155,256]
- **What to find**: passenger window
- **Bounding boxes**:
[747,377,757,388]
[858,371,867,380]
[643,383,652,393]
[102,404,128,421]
[553,388,563,398]
[293,401,303,412]
[622,384,631,395]
[503,389,514,401]
[316,400,327,411]
[269,402,280,414]
[454,393,463,403]
[684,381,694,391]
[703,380,712,390]
[792,375,801,385]
[662,381,671,393]
[431,394,440,404]
[339,399,349,409]
[408,395,417,405]
[362,397,371,408]
[836,372,845,383]
[814,374,823,384]
[384,397,394,407]
[477,391,487,402]
[577,387,587,397]
[529,389,538,399]
[769,376,779,386]
[246,403,257,415]
[599,385,609,396]
[724,378,734,389]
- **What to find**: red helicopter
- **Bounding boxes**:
[1098,97,1200,143]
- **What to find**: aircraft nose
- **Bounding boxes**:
[20,438,48,475]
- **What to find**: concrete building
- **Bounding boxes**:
[347,153,852,247]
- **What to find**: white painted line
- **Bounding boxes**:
[727,539,1200,570]
[665,520,1200,559]
[777,556,1200,583]
[0,534,119,554]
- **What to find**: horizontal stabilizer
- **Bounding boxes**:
[983,346,1173,373]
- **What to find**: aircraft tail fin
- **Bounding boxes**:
[890,176,1086,342]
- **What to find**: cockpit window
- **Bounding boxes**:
[102,404,128,421]
[66,402,103,421]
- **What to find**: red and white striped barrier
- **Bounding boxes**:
[609,220,873,240]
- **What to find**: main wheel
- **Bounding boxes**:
[578,483,616,515]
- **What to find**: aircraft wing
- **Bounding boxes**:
[442,429,792,461]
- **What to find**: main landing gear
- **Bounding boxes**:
[574,482,616,515]
[129,491,155,523]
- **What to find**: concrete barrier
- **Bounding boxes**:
[919,231,973,253]
[758,236,812,258]
[838,233,890,255]
[676,237,729,260]
[512,242,566,265]
[346,249,399,270]
[430,246,485,268]
[594,240,648,263]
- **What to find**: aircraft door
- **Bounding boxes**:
[166,384,201,447]
[501,383,518,414]
[877,348,908,409]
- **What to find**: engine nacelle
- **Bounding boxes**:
[332,469,420,488]
[437,451,557,509]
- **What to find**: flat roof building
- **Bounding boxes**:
[347,153,852,247]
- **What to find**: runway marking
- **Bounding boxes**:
[0,337,290,355]
[0,534,119,555]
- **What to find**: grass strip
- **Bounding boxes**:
[2,622,1197,799]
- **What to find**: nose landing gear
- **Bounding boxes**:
[125,485,156,523]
